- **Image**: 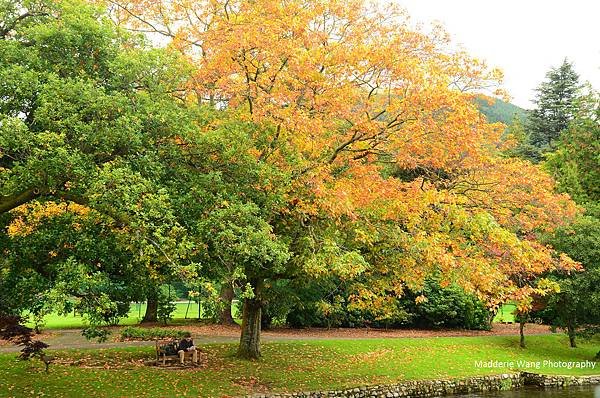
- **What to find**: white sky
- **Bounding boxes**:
[395,0,600,109]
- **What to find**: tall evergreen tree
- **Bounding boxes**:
[527,59,582,161]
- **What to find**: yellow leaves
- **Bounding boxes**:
[7,216,34,237]
[514,293,534,314]
[415,295,428,305]
[348,284,403,321]
[7,201,90,237]
[449,157,580,235]
[353,227,375,246]
[558,252,583,273]
[535,278,561,296]
[303,239,367,280]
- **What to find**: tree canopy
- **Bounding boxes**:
[0,0,195,324]
[539,91,600,347]
[104,0,581,357]
[1,0,582,359]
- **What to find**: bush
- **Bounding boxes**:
[284,280,410,329]
[120,326,190,341]
[82,326,111,342]
[402,279,491,330]
[285,277,490,330]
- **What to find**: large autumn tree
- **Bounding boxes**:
[104,0,580,359]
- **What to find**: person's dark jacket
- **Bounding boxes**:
[178,338,194,351]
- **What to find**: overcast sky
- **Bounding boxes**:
[395,0,600,109]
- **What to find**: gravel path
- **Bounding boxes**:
[0,323,553,353]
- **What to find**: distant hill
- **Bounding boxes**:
[474,96,527,125]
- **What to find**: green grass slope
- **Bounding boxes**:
[475,96,528,125]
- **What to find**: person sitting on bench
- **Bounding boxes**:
[177,334,198,365]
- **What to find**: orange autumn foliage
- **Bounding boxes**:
[104,0,580,311]
[107,0,504,167]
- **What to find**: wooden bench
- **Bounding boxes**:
[155,339,194,366]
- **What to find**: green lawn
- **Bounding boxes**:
[494,303,517,323]
[25,302,235,329]
[1,334,598,397]
[32,301,513,330]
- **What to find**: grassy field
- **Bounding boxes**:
[24,302,238,329]
[493,303,517,324]
[1,334,598,397]
[32,302,514,330]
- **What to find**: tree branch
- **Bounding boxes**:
[0,189,41,214]
[0,11,49,38]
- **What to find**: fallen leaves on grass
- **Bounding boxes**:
[347,348,396,365]
[231,376,270,393]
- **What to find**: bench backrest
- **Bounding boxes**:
[156,339,179,355]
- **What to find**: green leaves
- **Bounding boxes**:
[23,0,118,79]
[197,202,290,280]
[545,99,600,215]
[35,77,143,154]
[536,91,600,344]
[0,0,200,323]
[303,238,368,280]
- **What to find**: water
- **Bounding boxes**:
[454,385,600,397]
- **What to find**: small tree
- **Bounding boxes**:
[0,316,52,372]
[541,218,600,348]
[157,286,177,325]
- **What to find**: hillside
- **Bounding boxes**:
[475,96,528,125]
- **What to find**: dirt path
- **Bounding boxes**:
[0,323,553,353]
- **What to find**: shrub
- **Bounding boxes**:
[82,327,111,342]
[1,315,52,372]
[120,326,190,341]
[402,279,491,330]
[285,277,490,330]
[157,286,177,325]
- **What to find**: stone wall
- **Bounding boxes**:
[247,373,600,398]
[248,373,523,398]
[522,372,600,388]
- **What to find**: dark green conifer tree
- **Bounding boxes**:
[527,59,581,161]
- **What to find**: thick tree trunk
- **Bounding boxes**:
[567,322,577,348]
[237,279,263,359]
[519,321,526,348]
[142,296,158,323]
[219,284,235,325]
